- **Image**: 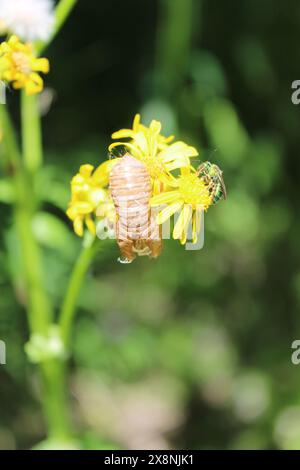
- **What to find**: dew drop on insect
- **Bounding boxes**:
[117,257,132,264]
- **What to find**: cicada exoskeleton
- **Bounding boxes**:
[109,154,162,263]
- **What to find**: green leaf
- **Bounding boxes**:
[32,211,77,258]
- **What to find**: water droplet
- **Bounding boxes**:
[117,257,132,264]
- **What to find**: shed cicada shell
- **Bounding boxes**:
[109,153,162,263]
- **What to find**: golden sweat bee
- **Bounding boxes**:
[109,153,162,263]
[197,161,227,205]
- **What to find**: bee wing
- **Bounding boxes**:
[219,172,227,199]
[197,161,207,175]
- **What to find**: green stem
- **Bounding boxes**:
[20,92,70,438]
[59,237,97,346]
[21,91,43,173]
[14,204,52,333]
[0,105,50,333]
[40,360,71,440]
[36,0,78,55]
[155,0,195,98]
[0,104,21,171]
[1,105,70,440]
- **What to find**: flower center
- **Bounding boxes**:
[12,52,31,74]
[142,154,164,179]
[178,173,210,207]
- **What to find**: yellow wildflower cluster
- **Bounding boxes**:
[67,114,225,245]
[0,35,49,95]
[66,162,116,237]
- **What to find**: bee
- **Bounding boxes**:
[197,161,227,205]
[109,153,162,263]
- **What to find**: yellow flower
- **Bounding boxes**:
[109,114,198,191]
[66,163,116,237]
[111,113,174,148]
[151,167,213,244]
[0,35,49,95]
[66,116,225,255]
[92,158,120,187]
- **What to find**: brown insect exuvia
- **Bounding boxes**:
[109,153,162,263]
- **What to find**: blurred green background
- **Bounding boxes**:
[1,0,300,450]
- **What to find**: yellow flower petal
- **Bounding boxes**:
[156,202,183,224]
[85,215,96,235]
[192,209,202,244]
[133,113,141,131]
[79,164,94,177]
[180,231,187,245]
[111,129,134,139]
[161,135,174,144]
[32,57,50,74]
[92,159,119,186]
[173,204,192,240]
[73,201,94,214]
[165,160,190,171]
[24,73,43,95]
[66,206,76,220]
[180,166,192,176]
[149,119,162,135]
[74,217,84,237]
[161,141,198,160]
[134,131,149,154]
[151,190,181,206]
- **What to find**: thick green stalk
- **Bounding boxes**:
[21,92,43,173]
[21,93,71,438]
[59,238,97,346]
[1,105,70,439]
[14,205,52,333]
[0,105,50,333]
[36,0,78,55]
[40,360,71,440]
[155,0,195,98]
[0,104,21,171]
